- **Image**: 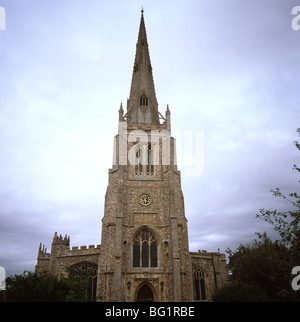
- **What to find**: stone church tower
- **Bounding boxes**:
[36,10,228,302]
[97,11,193,301]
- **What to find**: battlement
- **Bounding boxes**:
[189,250,227,264]
[58,243,101,257]
[37,233,101,261]
[52,232,70,246]
[36,234,101,276]
[71,245,101,251]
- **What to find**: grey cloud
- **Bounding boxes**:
[0,0,299,276]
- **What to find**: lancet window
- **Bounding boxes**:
[140,93,148,106]
[146,144,154,175]
[193,267,207,301]
[134,144,154,176]
[134,147,143,175]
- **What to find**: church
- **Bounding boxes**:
[35,10,228,302]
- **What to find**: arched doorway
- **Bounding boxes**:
[136,284,154,302]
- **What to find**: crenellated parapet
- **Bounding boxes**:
[70,244,101,252]
[35,232,101,276]
[58,244,101,257]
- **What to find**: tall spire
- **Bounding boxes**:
[126,10,159,126]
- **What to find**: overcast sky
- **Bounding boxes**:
[0,0,299,277]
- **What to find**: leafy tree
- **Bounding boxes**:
[3,271,68,302]
[226,234,296,301]
[213,281,267,302]
[215,129,300,302]
[256,128,300,263]
[1,271,89,302]
[65,275,89,302]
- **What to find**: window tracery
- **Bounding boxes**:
[193,267,207,301]
[69,262,98,302]
[140,93,148,106]
[133,229,158,268]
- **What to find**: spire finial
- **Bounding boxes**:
[141,7,144,15]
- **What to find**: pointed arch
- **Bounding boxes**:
[192,265,208,301]
[146,143,154,175]
[140,93,148,106]
[68,261,98,302]
[135,282,157,302]
[132,226,159,268]
[134,145,143,174]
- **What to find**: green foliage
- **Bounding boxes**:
[226,234,298,301]
[213,281,268,302]
[65,275,89,302]
[214,128,300,302]
[256,128,300,262]
[1,271,89,302]
[256,188,300,249]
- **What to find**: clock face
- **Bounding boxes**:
[139,193,151,206]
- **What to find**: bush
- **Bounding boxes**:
[213,281,268,302]
[1,271,89,302]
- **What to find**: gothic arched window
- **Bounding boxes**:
[140,94,148,106]
[69,262,98,302]
[134,144,154,176]
[193,267,207,301]
[133,229,158,268]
